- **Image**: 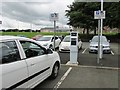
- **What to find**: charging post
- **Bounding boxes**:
[67,32,79,65]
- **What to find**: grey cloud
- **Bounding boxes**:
[2,2,51,24]
[1,0,73,29]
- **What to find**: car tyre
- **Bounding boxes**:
[50,63,59,79]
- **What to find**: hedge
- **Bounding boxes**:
[78,33,119,43]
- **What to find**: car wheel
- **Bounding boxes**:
[50,63,59,79]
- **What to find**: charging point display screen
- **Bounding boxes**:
[71,33,77,36]
[71,38,76,45]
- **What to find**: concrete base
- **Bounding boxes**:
[66,61,79,66]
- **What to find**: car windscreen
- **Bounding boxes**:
[36,37,51,41]
[63,37,70,42]
[92,36,107,42]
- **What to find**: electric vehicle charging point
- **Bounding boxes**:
[66,32,79,66]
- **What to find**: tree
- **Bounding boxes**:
[66,2,120,35]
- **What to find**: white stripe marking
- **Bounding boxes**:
[111,51,115,55]
[54,67,72,89]
[82,48,87,54]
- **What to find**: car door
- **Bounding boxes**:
[1,40,28,89]
[19,40,53,88]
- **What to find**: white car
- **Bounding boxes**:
[36,35,61,49]
[0,36,60,89]
[59,35,82,52]
[89,35,111,53]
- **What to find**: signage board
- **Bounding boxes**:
[94,10,105,19]
[50,13,59,21]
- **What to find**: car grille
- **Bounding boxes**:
[61,49,70,51]
[95,46,105,48]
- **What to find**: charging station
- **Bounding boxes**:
[66,32,79,65]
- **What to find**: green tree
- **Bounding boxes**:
[66,2,120,35]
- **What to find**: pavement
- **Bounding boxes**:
[59,65,119,88]
[59,51,119,68]
[59,42,119,68]
[33,65,119,89]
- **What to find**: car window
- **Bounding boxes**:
[92,36,107,42]
[0,41,21,64]
[63,36,70,42]
[55,37,58,40]
[20,41,46,58]
[36,36,51,41]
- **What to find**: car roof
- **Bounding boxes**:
[0,35,30,41]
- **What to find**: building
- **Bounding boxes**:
[40,27,70,32]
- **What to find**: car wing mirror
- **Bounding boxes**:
[46,48,53,54]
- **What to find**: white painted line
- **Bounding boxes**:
[54,67,72,89]
[61,64,120,70]
[111,51,115,55]
[82,48,87,54]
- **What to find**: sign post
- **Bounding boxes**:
[94,9,105,64]
[50,13,59,51]
[100,0,103,59]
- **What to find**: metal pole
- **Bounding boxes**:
[100,0,103,59]
[97,20,101,64]
[54,20,56,51]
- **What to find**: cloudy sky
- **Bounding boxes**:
[0,0,74,30]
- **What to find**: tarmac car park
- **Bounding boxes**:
[0,35,119,89]
[33,42,119,89]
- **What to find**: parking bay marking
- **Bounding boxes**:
[82,48,88,54]
[53,67,72,89]
[111,50,115,55]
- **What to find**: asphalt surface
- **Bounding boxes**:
[59,66,118,88]
[33,65,69,89]
[33,42,119,89]
[33,65,119,89]
[58,42,119,68]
